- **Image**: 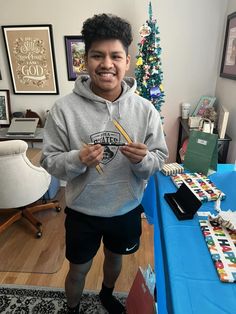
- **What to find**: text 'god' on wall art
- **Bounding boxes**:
[1,25,59,94]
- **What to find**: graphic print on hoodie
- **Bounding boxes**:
[90,130,121,164]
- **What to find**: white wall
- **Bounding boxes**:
[159,0,228,161]
[215,0,236,163]
[0,0,229,161]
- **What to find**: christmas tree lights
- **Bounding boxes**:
[135,1,164,114]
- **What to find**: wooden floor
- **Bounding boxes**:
[0,188,154,293]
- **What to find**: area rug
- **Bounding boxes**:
[0,208,65,274]
[0,285,127,313]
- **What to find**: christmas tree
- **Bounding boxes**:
[135,1,164,114]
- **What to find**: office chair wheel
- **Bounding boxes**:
[56,206,61,212]
[36,231,42,238]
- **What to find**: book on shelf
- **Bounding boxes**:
[217,105,229,139]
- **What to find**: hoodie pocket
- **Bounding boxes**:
[74,181,138,212]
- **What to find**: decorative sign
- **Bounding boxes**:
[2,25,59,94]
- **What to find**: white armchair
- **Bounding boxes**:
[0,140,61,237]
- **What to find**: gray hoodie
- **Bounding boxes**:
[41,75,168,217]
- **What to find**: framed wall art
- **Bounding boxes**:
[0,90,11,126]
[1,24,59,94]
[220,11,236,80]
[64,36,86,81]
[192,96,216,117]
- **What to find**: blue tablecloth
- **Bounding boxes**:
[152,164,236,314]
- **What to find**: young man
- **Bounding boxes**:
[41,13,168,314]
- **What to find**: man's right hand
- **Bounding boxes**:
[79,144,104,167]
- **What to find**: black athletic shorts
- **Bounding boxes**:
[64,206,143,264]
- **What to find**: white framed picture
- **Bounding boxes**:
[217,105,229,139]
[191,96,216,117]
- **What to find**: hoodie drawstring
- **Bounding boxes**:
[105,102,112,121]
[117,101,121,120]
[105,101,121,121]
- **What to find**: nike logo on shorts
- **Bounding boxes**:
[125,243,138,252]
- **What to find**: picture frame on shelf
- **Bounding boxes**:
[1,24,59,94]
[217,105,229,139]
[64,36,87,81]
[220,11,236,80]
[191,96,216,117]
[0,90,11,126]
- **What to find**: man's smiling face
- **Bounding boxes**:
[85,39,130,101]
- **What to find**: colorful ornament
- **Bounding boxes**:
[152,68,159,75]
[144,65,150,70]
[139,23,151,37]
[136,57,143,66]
[141,38,146,45]
[150,86,161,98]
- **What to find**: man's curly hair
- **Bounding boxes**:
[81,13,133,55]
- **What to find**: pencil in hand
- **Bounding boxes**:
[87,142,127,147]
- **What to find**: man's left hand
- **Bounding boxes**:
[120,142,147,164]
